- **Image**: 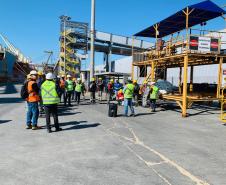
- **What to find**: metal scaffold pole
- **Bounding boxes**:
[90,0,95,80]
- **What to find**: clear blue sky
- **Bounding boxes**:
[0,0,225,67]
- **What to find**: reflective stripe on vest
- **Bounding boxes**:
[66,80,74,91]
[124,83,134,99]
[41,81,60,105]
[150,86,159,99]
[75,84,82,92]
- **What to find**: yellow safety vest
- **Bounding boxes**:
[41,80,60,105]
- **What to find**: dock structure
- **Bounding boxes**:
[132,0,226,117]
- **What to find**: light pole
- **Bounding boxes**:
[90,0,95,80]
[60,15,71,75]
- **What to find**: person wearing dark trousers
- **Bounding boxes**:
[41,73,62,133]
[59,75,66,104]
[75,78,82,105]
[149,82,159,112]
[65,74,74,106]
[89,78,97,104]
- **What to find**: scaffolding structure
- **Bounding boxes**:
[59,16,88,76]
[133,0,226,117]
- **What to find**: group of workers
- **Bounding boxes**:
[23,70,159,133]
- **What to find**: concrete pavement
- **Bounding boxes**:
[0,83,226,185]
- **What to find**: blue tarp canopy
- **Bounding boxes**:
[134,0,226,38]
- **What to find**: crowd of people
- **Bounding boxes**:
[22,70,159,133]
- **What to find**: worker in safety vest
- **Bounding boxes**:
[149,82,159,112]
[107,79,114,103]
[72,77,77,100]
[97,77,104,101]
[26,70,40,130]
[65,74,74,106]
[75,78,82,105]
[41,73,62,133]
[59,75,66,104]
[89,78,97,104]
[133,80,140,107]
[123,77,135,117]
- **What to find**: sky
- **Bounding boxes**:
[0,0,225,67]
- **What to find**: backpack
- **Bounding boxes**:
[20,81,29,100]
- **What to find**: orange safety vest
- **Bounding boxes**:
[27,81,40,102]
[60,79,65,89]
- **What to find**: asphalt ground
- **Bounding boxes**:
[0,83,226,185]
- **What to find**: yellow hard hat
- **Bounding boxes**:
[91,78,95,81]
[119,89,123,93]
[38,71,43,76]
[133,80,137,83]
[98,77,102,80]
[61,74,65,77]
[143,80,147,84]
[110,79,114,83]
[72,78,76,81]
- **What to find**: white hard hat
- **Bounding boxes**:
[67,74,71,78]
[128,77,132,81]
[150,82,156,85]
[46,73,55,80]
[77,78,81,81]
[30,70,38,75]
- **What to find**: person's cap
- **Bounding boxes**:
[67,74,72,78]
[46,73,55,80]
[27,74,31,79]
[38,71,43,76]
[30,70,38,75]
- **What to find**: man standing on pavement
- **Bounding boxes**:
[123,78,135,117]
[89,78,97,104]
[37,71,45,117]
[75,78,82,105]
[107,79,114,103]
[26,70,40,130]
[65,74,74,106]
[149,82,159,112]
[59,75,66,104]
[97,77,104,101]
[133,80,140,107]
[41,73,62,133]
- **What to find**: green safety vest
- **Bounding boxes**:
[150,86,159,100]
[66,80,74,91]
[75,83,82,93]
[124,83,134,99]
[41,80,60,105]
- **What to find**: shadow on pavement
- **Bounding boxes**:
[0,120,12,124]
[0,97,23,104]
[58,112,81,116]
[0,83,18,94]
[63,123,101,131]
[60,120,87,127]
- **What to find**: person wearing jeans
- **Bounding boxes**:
[26,70,40,130]
[123,78,135,117]
[26,102,39,128]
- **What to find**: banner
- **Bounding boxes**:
[189,36,219,53]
